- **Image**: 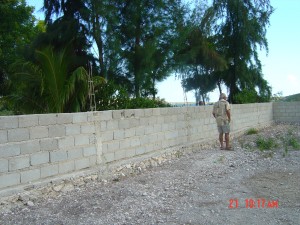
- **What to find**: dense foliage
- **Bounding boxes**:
[0,0,274,115]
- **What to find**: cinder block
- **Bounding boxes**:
[0,130,7,144]
[0,173,20,189]
[103,152,114,163]
[0,158,8,172]
[0,116,18,130]
[89,156,97,166]
[119,139,131,149]
[58,136,74,149]
[41,164,59,178]
[8,128,29,142]
[125,148,136,158]
[21,169,40,183]
[18,115,38,128]
[135,146,146,155]
[124,128,135,138]
[21,140,40,154]
[66,124,81,135]
[59,161,75,174]
[49,125,66,138]
[38,114,57,125]
[101,131,113,142]
[50,150,68,162]
[113,130,124,140]
[107,120,119,130]
[67,148,83,159]
[100,111,112,121]
[107,141,120,152]
[30,126,49,139]
[40,138,58,151]
[75,134,90,146]
[75,157,90,170]
[0,144,20,157]
[130,138,140,147]
[31,152,49,166]
[83,146,96,157]
[114,150,126,161]
[57,113,73,124]
[73,113,87,123]
[81,124,95,134]
[9,156,30,171]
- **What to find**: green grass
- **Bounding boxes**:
[256,137,278,151]
[245,128,259,135]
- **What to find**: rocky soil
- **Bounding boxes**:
[0,122,300,225]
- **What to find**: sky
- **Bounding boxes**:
[27,0,300,103]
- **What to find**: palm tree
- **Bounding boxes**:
[7,45,89,114]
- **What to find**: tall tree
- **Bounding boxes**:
[117,0,185,98]
[203,0,274,103]
[0,0,40,96]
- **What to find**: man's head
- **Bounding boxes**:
[219,93,227,100]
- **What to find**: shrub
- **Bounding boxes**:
[245,128,258,135]
[256,137,278,151]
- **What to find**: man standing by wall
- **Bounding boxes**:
[212,93,232,150]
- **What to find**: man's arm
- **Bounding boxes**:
[226,110,231,123]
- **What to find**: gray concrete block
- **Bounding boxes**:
[0,116,18,130]
[73,113,87,123]
[103,152,114,163]
[49,125,66,138]
[107,141,120,152]
[31,152,49,166]
[120,139,131,149]
[50,150,68,162]
[59,161,75,174]
[57,113,73,124]
[115,150,126,160]
[21,140,40,154]
[9,156,30,171]
[101,131,113,142]
[67,148,83,160]
[58,136,74,149]
[66,124,81,135]
[81,124,95,134]
[83,146,97,157]
[18,115,38,128]
[0,173,20,189]
[40,138,58,151]
[75,134,90,146]
[130,138,140,147]
[30,126,49,139]
[113,130,124,140]
[0,158,8,172]
[107,120,119,130]
[8,128,30,142]
[21,169,40,183]
[38,114,57,125]
[75,157,90,170]
[89,156,97,166]
[100,111,112,121]
[0,144,20,157]
[125,148,136,158]
[0,130,7,144]
[41,164,59,178]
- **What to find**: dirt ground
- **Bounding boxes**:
[0,123,300,225]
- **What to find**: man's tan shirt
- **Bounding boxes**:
[213,99,231,126]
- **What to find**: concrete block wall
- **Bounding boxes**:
[0,102,276,192]
[273,102,300,122]
[0,113,97,191]
[231,103,274,134]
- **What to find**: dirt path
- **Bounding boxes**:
[0,123,300,225]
